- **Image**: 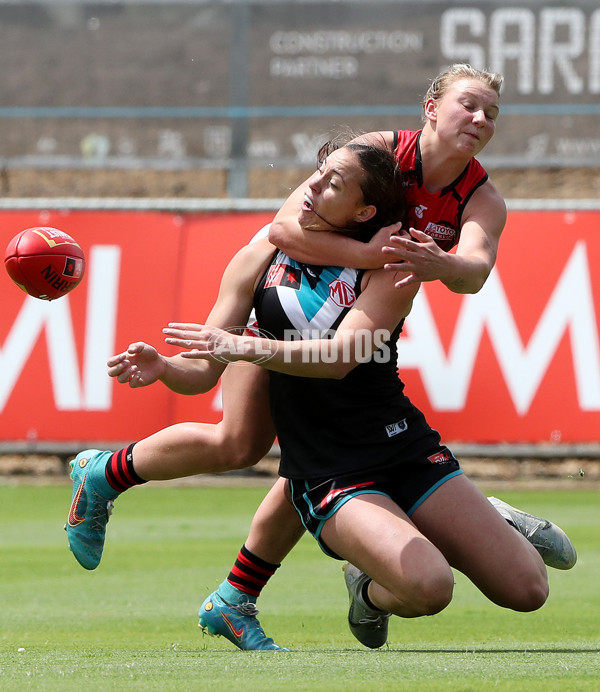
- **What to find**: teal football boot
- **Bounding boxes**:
[65,449,119,570]
[198,591,289,651]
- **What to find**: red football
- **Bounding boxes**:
[4,227,86,300]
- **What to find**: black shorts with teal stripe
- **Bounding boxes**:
[287,447,462,559]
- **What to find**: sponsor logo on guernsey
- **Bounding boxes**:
[385,419,408,438]
[424,221,456,240]
[428,451,453,464]
[328,279,356,308]
[414,204,427,219]
[265,263,301,289]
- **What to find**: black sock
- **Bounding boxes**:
[226,544,280,598]
[105,443,147,492]
[361,578,383,611]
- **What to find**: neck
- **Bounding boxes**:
[419,127,472,192]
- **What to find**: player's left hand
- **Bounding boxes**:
[163,323,240,362]
[382,228,449,288]
[107,342,167,388]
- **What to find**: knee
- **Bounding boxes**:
[508,577,549,612]
[392,569,454,617]
[222,444,267,471]
[173,423,269,472]
[490,559,549,612]
[414,571,454,615]
[215,426,273,471]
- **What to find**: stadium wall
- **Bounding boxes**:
[1,201,600,452]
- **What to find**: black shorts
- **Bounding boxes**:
[287,445,462,559]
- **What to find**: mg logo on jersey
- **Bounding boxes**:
[329,279,356,308]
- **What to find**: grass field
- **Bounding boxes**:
[0,482,598,691]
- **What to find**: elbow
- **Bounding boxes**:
[469,272,491,294]
[327,361,355,380]
[447,272,488,295]
[165,372,220,396]
[268,222,285,247]
[170,383,211,396]
[195,373,220,394]
[465,280,486,295]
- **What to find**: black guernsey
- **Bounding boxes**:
[254,250,434,480]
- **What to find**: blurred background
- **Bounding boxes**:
[1,0,599,480]
[0,0,599,199]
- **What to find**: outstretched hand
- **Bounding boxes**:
[383,228,449,287]
[107,342,167,388]
[163,323,237,361]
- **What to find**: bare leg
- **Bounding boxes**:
[132,362,306,563]
[322,474,548,621]
[132,363,276,479]
[131,362,306,565]
[321,494,454,618]
[66,362,305,574]
[412,474,548,611]
[245,477,305,565]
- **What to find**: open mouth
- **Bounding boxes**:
[302,193,314,211]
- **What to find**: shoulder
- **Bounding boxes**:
[225,238,276,287]
[361,267,420,319]
[468,178,507,218]
[461,179,507,243]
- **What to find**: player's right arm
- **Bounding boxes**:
[107,239,275,394]
[268,131,396,268]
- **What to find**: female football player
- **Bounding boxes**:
[66,65,575,651]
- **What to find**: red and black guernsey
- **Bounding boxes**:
[393,129,489,251]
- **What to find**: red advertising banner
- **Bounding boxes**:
[1,208,599,445]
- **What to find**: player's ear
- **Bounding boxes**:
[354,204,376,224]
[424,97,438,122]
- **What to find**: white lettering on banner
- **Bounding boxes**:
[269,31,422,55]
[83,246,121,410]
[398,242,600,415]
[269,30,423,80]
[0,295,81,410]
[441,8,486,69]
[0,246,121,412]
[291,133,329,164]
[270,57,358,79]
[490,9,535,93]
[441,7,600,94]
[539,9,585,94]
[556,136,600,157]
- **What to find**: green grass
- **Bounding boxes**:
[0,483,598,691]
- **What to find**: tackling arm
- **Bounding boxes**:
[164,268,419,379]
[383,180,506,294]
[268,131,397,268]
